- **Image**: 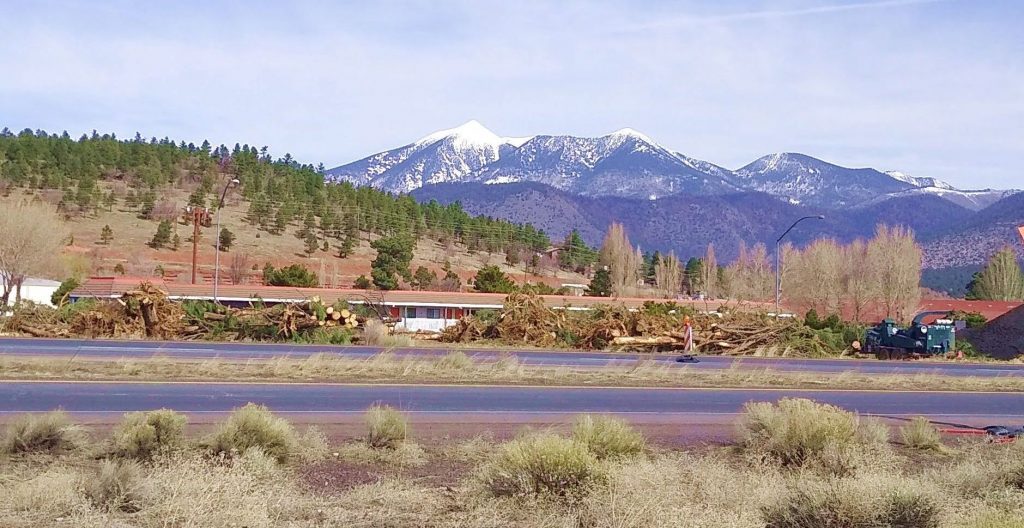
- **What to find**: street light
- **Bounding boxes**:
[213,178,240,303]
[775,215,825,316]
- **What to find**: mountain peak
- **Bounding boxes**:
[608,127,656,144]
[415,120,502,148]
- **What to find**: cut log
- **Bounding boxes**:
[202,312,227,321]
[340,309,351,319]
[611,336,679,346]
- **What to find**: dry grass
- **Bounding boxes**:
[364,404,410,449]
[3,353,1024,394]
[901,416,945,452]
[0,413,1023,528]
[572,414,646,460]
[477,432,604,499]
[112,408,187,460]
[209,403,298,463]
[1,410,86,455]
[738,398,891,476]
[361,319,414,348]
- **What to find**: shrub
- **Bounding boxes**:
[1,411,84,454]
[50,277,79,306]
[210,403,297,463]
[479,432,603,499]
[113,409,187,459]
[738,398,888,475]
[763,482,939,528]
[572,414,645,460]
[900,417,943,451]
[436,350,474,371]
[362,318,390,346]
[366,405,409,449]
[85,459,145,512]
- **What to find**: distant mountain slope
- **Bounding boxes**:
[329,121,1008,209]
[922,191,1024,268]
[468,129,740,198]
[732,153,915,208]
[412,182,971,264]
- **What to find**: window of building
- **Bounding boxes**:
[404,307,417,319]
[426,308,443,319]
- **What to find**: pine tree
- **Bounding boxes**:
[304,229,319,256]
[172,233,181,251]
[587,268,613,297]
[219,227,235,251]
[99,224,113,245]
[149,220,172,248]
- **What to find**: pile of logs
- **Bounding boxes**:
[3,285,377,343]
[439,293,835,357]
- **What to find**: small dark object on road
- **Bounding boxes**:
[676,354,698,363]
[984,425,1024,440]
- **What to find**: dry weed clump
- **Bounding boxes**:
[738,398,890,475]
[478,432,603,499]
[210,403,298,463]
[762,476,941,528]
[362,319,413,347]
[1,411,86,455]
[365,404,409,449]
[112,408,187,460]
[84,459,146,513]
[900,416,944,452]
[572,414,646,460]
[436,349,474,370]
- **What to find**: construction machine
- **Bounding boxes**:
[863,311,956,359]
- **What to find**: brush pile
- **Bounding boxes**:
[3,283,377,342]
[440,293,838,356]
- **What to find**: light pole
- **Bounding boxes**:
[775,215,824,316]
[213,178,240,303]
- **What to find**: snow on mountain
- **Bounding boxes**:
[884,170,954,190]
[859,185,1018,212]
[325,121,533,194]
[469,129,739,198]
[733,153,916,208]
[326,123,1010,210]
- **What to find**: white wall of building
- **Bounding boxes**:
[1,277,61,307]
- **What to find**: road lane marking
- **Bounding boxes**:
[1,379,1023,395]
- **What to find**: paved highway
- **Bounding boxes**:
[2,382,1023,425]
[1,337,1022,378]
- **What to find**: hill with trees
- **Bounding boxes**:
[0,128,585,290]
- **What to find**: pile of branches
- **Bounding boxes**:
[4,284,374,342]
[440,293,837,356]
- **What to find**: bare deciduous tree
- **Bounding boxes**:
[700,243,718,299]
[969,245,1024,301]
[0,200,70,305]
[654,251,683,298]
[598,223,641,297]
[867,225,921,321]
[229,252,250,285]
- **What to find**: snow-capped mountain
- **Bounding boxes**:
[326,122,1013,209]
[467,128,740,198]
[325,121,532,193]
[328,123,737,199]
[731,153,918,208]
[859,184,1016,212]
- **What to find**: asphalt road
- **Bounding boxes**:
[1,337,1022,378]
[2,382,1023,426]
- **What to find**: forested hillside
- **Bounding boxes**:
[0,128,551,257]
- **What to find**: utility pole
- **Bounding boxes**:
[185,206,211,285]
[774,215,825,316]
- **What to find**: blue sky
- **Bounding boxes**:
[1,0,1021,188]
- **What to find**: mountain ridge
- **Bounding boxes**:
[327,121,1013,210]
